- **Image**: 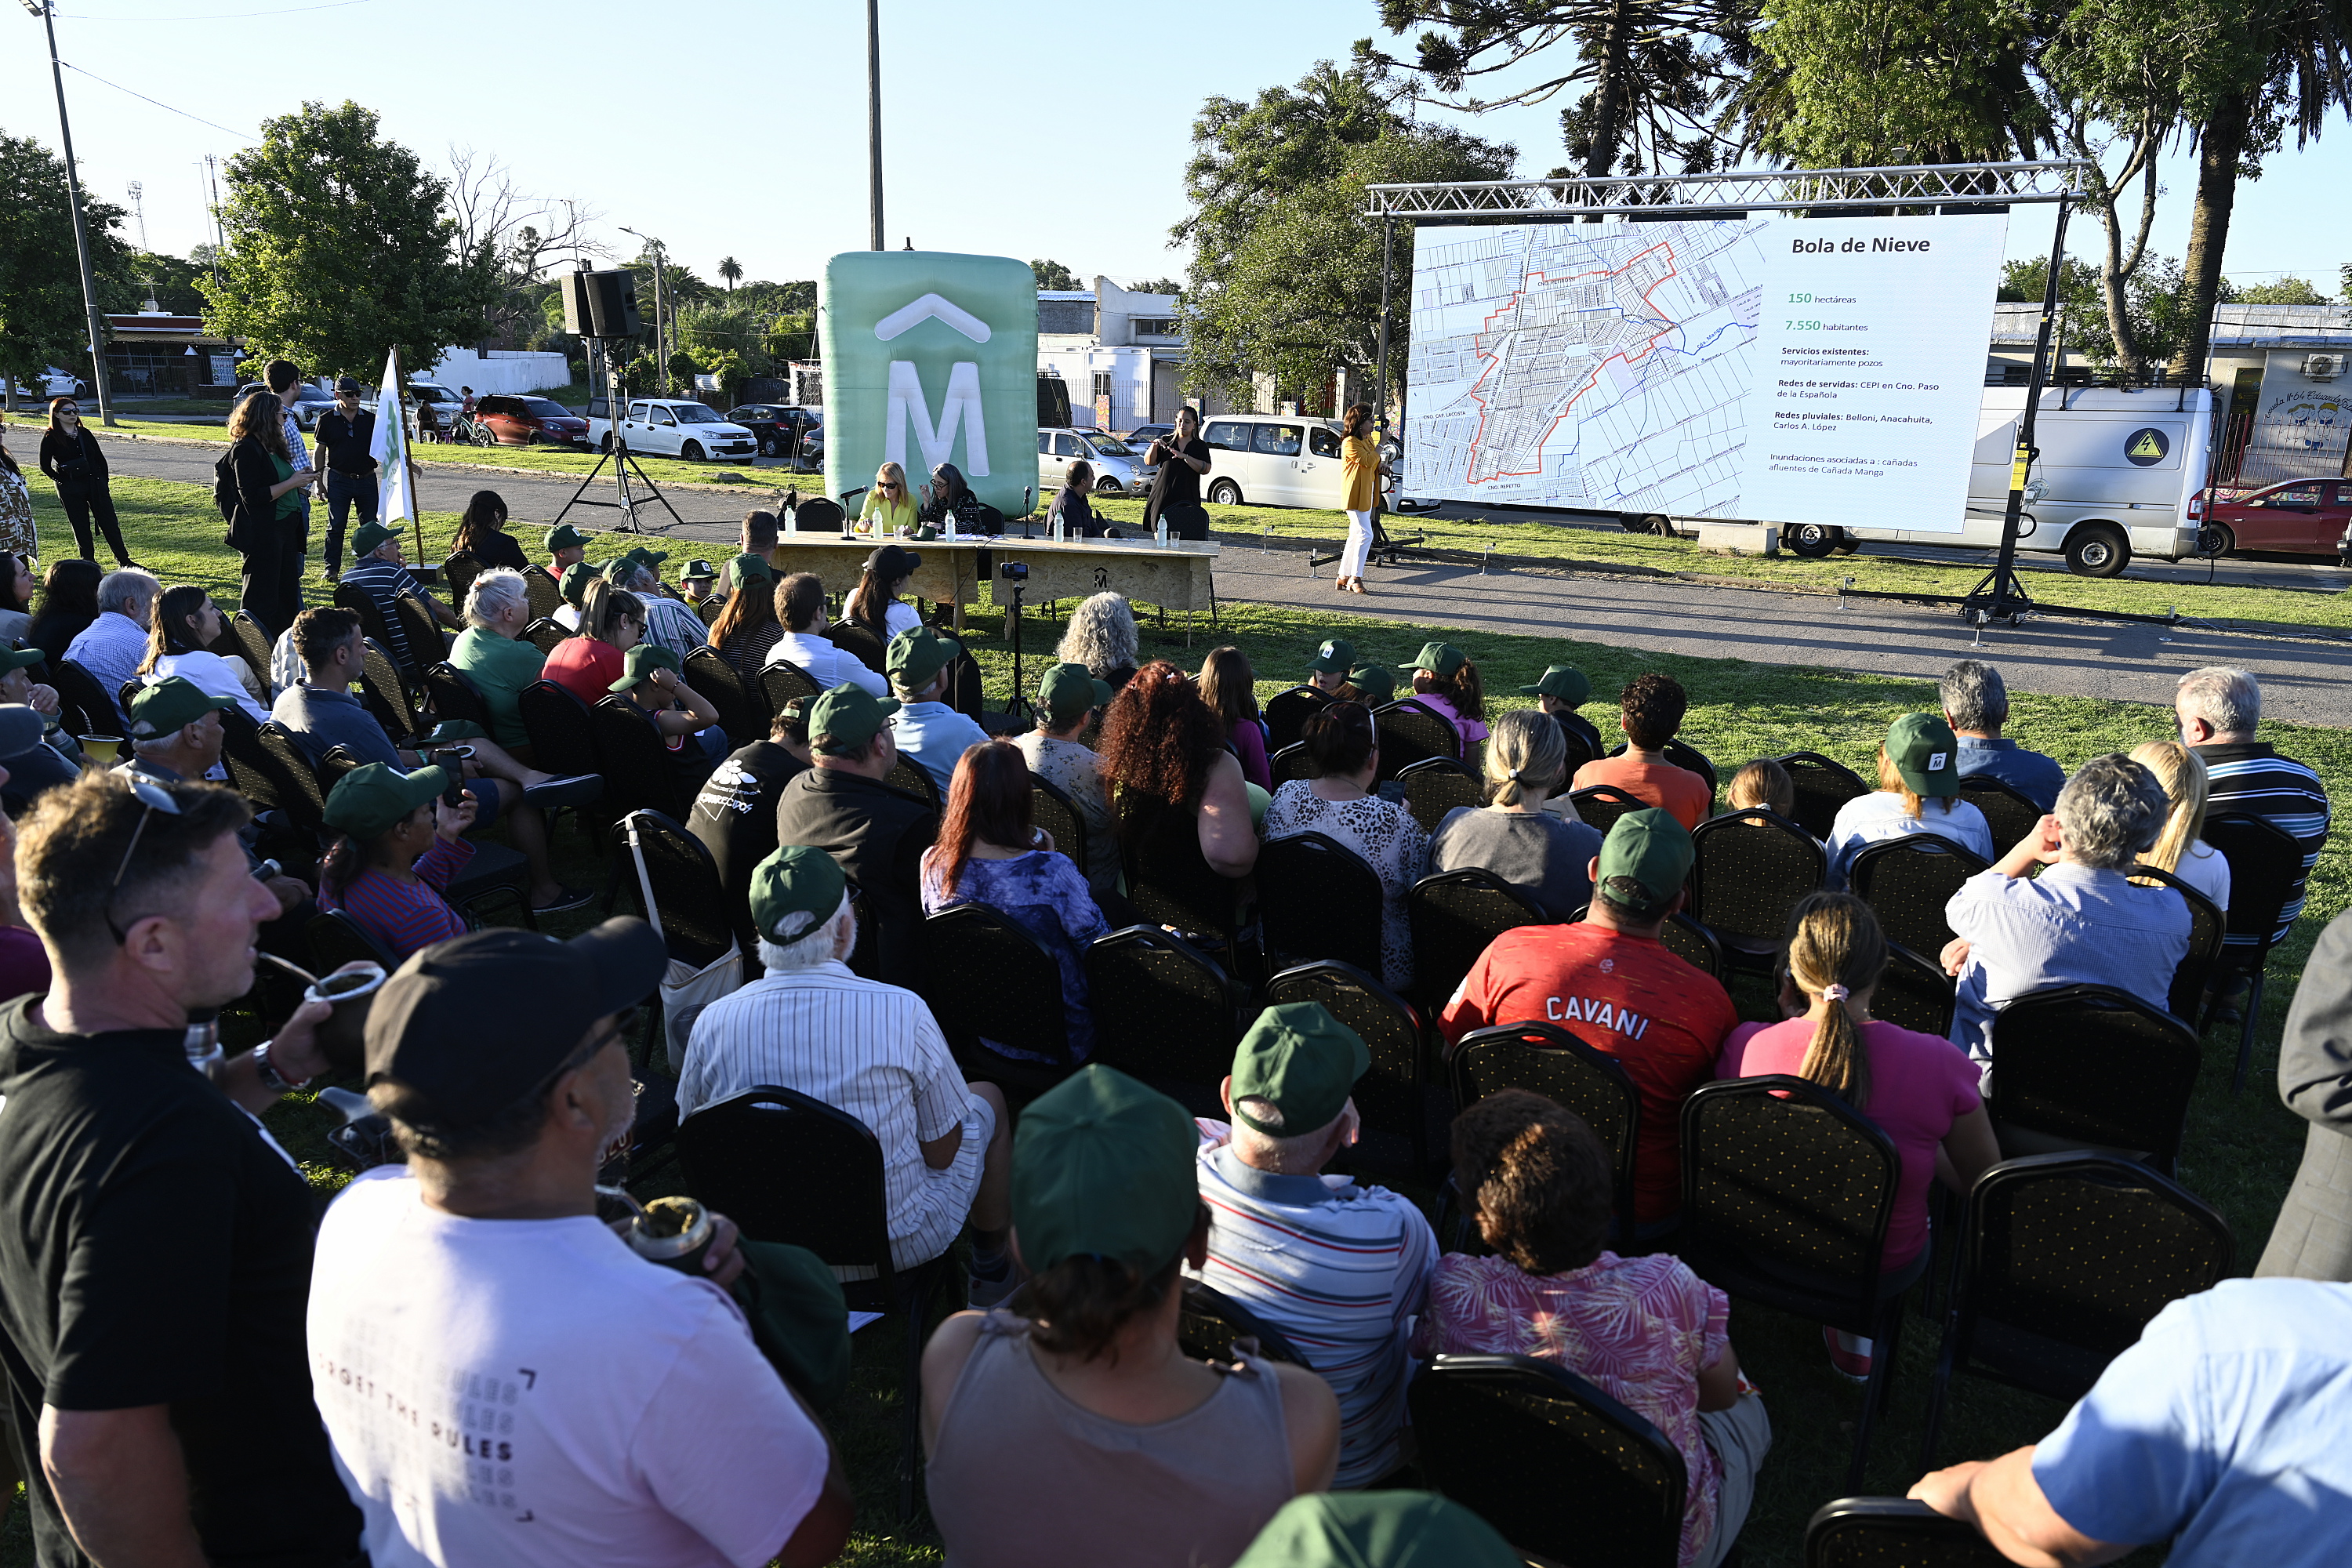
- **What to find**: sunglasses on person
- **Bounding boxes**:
[880,481,902,493]
[105,775,184,946]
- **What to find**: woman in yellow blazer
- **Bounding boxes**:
[1337,404,1388,595]
[857,461,917,535]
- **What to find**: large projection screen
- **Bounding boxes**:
[1401,213,2007,533]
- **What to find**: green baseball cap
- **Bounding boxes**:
[124,676,235,739]
[1345,664,1396,705]
[1037,662,1112,725]
[1233,1494,1522,1568]
[352,521,399,558]
[324,761,448,840]
[728,552,773,590]
[886,626,957,690]
[1013,1065,1200,1275]
[681,558,717,582]
[619,546,668,574]
[1402,641,1466,677]
[1519,665,1592,706]
[1595,807,1693,917]
[608,643,680,693]
[1230,1002,1368,1136]
[0,647,44,677]
[1886,712,1961,797]
[559,561,604,607]
[749,843,848,942]
[1306,637,1356,674]
[545,524,590,551]
[808,683,900,756]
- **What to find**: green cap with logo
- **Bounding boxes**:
[1345,664,1396,706]
[1232,1494,1522,1568]
[681,558,717,582]
[323,762,448,840]
[1013,1065,1200,1274]
[728,552,773,591]
[1306,637,1355,674]
[1886,712,1961,797]
[1038,662,1112,725]
[1519,665,1592,706]
[352,521,399,559]
[1595,806,1693,917]
[1230,1002,1367,1136]
[749,843,848,942]
[545,524,590,552]
[608,643,679,693]
[0,647,45,677]
[808,683,900,756]
[124,676,235,739]
[886,626,958,690]
[559,560,604,607]
[1402,641,1466,677]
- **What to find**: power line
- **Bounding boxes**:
[57,61,251,141]
[58,0,371,18]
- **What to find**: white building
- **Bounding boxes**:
[1036,276,1207,430]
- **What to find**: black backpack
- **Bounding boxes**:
[212,445,240,525]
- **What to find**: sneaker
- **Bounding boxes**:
[322,568,340,583]
[967,1263,1018,1311]
[531,884,597,915]
[1824,1326,1873,1382]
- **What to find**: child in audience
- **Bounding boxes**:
[318,762,477,961]
[1725,758,1795,818]
[1401,641,1487,753]
[1415,1089,1769,1568]
[1824,713,1994,885]
[1572,673,1711,829]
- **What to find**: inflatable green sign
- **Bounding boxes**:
[822,251,1040,521]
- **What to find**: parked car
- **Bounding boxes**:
[1037,426,1157,495]
[1124,422,1175,448]
[725,404,824,464]
[286,384,341,430]
[2190,476,2352,558]
[474,394,593,448]
[586,398,758,463]
[1195,413,1356,508]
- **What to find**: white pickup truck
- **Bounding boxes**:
[585,397,760,463]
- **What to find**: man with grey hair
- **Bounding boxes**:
[1189,1001,1435,1488]
[613,547,706,662]
[63,566,159,727]
[678,843,1014,1304]
[447,568,546,754]
[1940,659,2065,811]
[2177,666,2332,968]
[1942,753,2192,1077]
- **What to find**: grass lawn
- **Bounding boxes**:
[9,475,2341,1566]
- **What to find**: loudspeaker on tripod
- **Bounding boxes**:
[561,270,644,339]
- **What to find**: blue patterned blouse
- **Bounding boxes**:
[920,847,1111,1062]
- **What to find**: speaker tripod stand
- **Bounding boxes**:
[550,342,686,535]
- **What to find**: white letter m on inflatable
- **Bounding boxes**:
[884,360,989,478]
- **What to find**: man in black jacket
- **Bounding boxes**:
[771,684,935,987]
[311,376,376,583]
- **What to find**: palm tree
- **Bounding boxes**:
[717,255,742,293]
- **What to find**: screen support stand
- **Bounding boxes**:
[551,344,687,534]
[1962,194,2072,626]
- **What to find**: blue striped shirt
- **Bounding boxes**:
[1188,1126,1436,1488]
[2198,742,2332,946]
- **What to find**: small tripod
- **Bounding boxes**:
[1000,564,1035,723]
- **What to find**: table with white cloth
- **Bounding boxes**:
[762,531,1220,632]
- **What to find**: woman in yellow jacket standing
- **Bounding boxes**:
[1336,404,1387,595]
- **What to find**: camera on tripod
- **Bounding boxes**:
[998,561,1029,581]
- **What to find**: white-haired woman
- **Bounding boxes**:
[1055,590,1140,691]
[448,568,547,753]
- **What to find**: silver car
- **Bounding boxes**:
[1037,426,1157,494]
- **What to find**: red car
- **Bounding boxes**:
[474,394,592,449]
[2187,477,2352,557]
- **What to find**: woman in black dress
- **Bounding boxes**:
[36,399,137,567]
[1141,405,1212,541]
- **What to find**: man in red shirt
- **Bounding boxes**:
[1571,671,1711,829]
[1440,808,1734,1229]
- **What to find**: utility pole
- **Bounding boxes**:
[866,0,884,250]
[620,227,668,394]
[25,0,117,425]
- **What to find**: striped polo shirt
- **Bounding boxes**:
[2198,742,2332,946]
[1188,1127,1436,1489]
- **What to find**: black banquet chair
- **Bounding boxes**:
[1918,1152,2233,1468]
[591,695,691,820]
[1775,750,1871,841]
[1446,1020,1640,1249]
[1267,741,1317,786]
[1026,775,1088,880]
[914,903,1071,1088]
[2125,862,2226,1028]
[1262,683,1331,754]
[1985,984,2201,1175]
[1177,1280,1309,1368]
[1411,1354,1686,1568]
[1371,698,1461,782]
[1849,833,1988,960]
[1256,830,1386,978]
[1605,738,1717,801]
[1267,959,1429,1176]
[1873,941,1957,1040]
[684,644,766,746]
[423,662,495,734]
[2199,811,2306,1093]
[1396,756,1483,838]
[522,617,572,657]
[1690,808,1827,969]
[1406,868,1547,1016]
[1956,773,2045,854]
[1566,783,1648,838]
[1083,925,1241,1114]
[759,659,821,715]
[1806,1497,2013,1567]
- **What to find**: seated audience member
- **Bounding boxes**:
[1941,659,2064,810]
[1339,662,1394,708]
[1944,753,2190,1076]
[0,553,39,648]
[1417,1089,1767,1568]
[771,683,936,988]
[610,644,726,792]
[1015,663,1120,899]
[1262,700,1428,991]
[451,488,528,572]
[1725,757,1797,819]
[740,507,782,571]
[921,1066,1341,1566]
[1305,637,1355,696]
[319,763,477,961]
[708,553,783,676]
[680,844,1015,1298]
[551,560,602,632]
[920,739,1108,1061]
[1102,659,1261,891]
[118,677,234,782]
[1442,809,1733,1231]
[1055,590,1140,691]
[768,572,889,696]
[1825,713,1995,884]
[2259,910,2352,1280]
[1235,1494,1521,1568]
[135,583,268,720]
[1573,673,1711,830]
[1718,893,1998,1378]
[846,543,925,641]
[447,569,548,755]
[26,556,103,671]
[63,565,158,726]
[1910,1278,2352,1566]
[0,808,49,1003]
[888,626,988,794]
[0,696,79,813]
[1399,641,1489,753]
[545,521,589,581]
[613,548,706,661]
[343,521,459,670]
[310,919,854,1568]
[677,557,720,610]
[1520,663,1605,760]
[691,695,811,926]
[1200,644,1271,791]
[543,578,641,707]
[1428,706,1602,920]
[2177,666,2332,979]
[1191,1003,1436,1489]
[0,648,60,724]
[2132,739,2230,913]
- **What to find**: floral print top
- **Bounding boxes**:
[0,466,34,561]
[1261,780,1429,991]
[1414,1250,1730,1568]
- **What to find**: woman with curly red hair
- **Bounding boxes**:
[1097,659,1259,884]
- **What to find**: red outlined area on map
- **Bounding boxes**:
[1464,240,1682,483]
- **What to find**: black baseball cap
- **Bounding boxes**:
[865,543,921,580]
[364,918,666,1129]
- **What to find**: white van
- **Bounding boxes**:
[1197,414,1355,509]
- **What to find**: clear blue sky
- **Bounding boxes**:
[5,0,2345,296]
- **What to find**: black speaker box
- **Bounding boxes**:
[561,269,642,339]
